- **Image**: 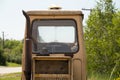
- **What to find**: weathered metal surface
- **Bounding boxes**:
[22,9,86,80]
[32,56,72,80]
[27,10,83,16]
[22,11,32,80]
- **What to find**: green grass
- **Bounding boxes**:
[0,73,21,80]
[0,62,21,67]
[88,74,109,80]
[6,62,21,67]
[88,72,114,80]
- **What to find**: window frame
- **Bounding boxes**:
[31,19,79,54]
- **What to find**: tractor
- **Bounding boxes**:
[22,6,87,80]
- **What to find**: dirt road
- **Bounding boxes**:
[0,66,21,74]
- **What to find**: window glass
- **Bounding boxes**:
[38,26,75,43]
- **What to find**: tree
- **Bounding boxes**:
[111,11,120,77]
[85,0,120,76]
[4,39,23,64]
[0,47,6,65]
[0,37,2,48]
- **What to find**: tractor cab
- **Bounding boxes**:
[22,6,86,80]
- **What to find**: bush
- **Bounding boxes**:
[4,40,23,64]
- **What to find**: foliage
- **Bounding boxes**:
[0,39,23,65]
[114,75,120,80]
[0,37,2,48]
[0,47,6,65]
[85,0,120,77]
[4,39,23,64]
[112,11,120,78]
[88,72,112,80]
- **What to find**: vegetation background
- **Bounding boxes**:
[85,0,120,79]
[0,39,23,65]
[0,0,120,79]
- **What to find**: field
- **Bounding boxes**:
[6,62,21,67]
[0,73,21,80]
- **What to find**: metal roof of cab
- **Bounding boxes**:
[27,10,83,16]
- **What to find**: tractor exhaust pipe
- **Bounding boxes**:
[22,10,32,80]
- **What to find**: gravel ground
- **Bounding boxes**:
[0,67,21,74]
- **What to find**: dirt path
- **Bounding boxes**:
[0,66,21,74]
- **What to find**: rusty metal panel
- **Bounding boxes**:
[27,10,83,16]
[32,56,72,80]
[35,74,70,80]
[35,60,68,74]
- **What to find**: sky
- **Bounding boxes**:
[0,0,120,40]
